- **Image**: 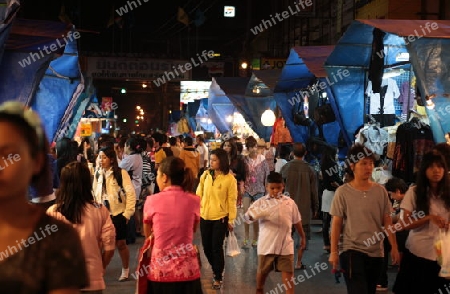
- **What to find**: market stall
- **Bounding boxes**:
[324,19,450,183]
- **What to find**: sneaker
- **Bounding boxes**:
[118,268,129,282]
[376,285,388,291]
[243,239,249,247]
[212,279,223,289]
[252,240,258,247]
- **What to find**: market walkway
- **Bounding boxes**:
[104,208,398,294]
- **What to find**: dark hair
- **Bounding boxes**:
[98,134,115,149]
[118,137,127,149]
[278,145,291,160]
[292,142,307,158]
[221,139,237,159]
[57,137,76,161]
[267,171,283,184]
[159,156,194,191]
[236,141,243,154]
[245,136,257,148]
[196,134,205,143]
[98,147,122,185]
[384,177,408,194]
[145,137,154,149]
[184,136,193,146]
[152,132,164,145]
[210,148,230,174]
[178,135,184,143]
[433,143,450,170]
[344,143,376,180]
[78,138,90,154]
[0,112,50,186]
[55,162,94,224]
[415,151,450,215]
[320,146,337,166]
[126,137,142,153]
[169,137,177,146]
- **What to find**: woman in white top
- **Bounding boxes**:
[48,162,116,293]
[393,151,450,294]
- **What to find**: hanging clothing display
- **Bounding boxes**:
[271,118,293,146]
[392,118,435,184]
[177,117,190,134]
[398,81,415,119]
[355,123,389,156]
[366,78,400,115]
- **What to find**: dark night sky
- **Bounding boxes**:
[18,0,271,58]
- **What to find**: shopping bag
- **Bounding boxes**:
[226,231,241,257]
[135,234,154,294]
[435,229,450,279]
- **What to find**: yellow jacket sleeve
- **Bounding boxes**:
[227,175,238,224]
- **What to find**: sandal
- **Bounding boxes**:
[294,263,307,270]
[212,279,223,289]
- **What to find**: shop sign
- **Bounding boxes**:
[86,57,192,81]
[180,81,212,103]
[261,58,286,70]
[80,122,92,137]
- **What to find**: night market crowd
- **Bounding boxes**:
[1,101,450,294]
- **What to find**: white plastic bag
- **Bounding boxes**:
[435,229,450,279]
[226,231,241,257]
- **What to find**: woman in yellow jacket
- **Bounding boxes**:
[196,148,237,290]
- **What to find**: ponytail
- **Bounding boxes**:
[182,167,195,192]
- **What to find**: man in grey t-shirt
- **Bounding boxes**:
[328,144,399,294]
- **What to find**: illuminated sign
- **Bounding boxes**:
[180,81,212,103]
[224,6,235,17]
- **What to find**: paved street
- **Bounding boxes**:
[104,209,398,294]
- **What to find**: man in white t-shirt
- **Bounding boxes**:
[196,134,209,174]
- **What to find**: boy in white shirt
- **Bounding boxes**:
[245,171,306,294]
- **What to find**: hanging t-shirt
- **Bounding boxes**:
[366,78,400,114]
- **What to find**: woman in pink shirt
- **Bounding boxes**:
[47,161,116,293]
[143,156,202,294]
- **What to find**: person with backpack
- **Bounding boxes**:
[93,146,136,282]
[119,137,143,245]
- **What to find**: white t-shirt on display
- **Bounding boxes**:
[366,78,400,114]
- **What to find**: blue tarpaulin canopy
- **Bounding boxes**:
[208,78,237,134]
[0,16,83,141]
[274,46,342,145]
[325,19,450,143]
[213,76,277,142]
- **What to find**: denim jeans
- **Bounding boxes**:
[340,250,383,294]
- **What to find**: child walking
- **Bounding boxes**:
[244,171,306,294]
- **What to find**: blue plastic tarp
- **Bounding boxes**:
[274,46,342,145]
[31,28,83,142]
[0,0,20,66]
[325,19,450,143]
[208,78,235,134]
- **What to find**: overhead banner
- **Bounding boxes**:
[86,57,191,80]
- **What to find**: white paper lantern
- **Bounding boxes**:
[261,109,276,126]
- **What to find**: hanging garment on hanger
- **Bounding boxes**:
[360,125,388,155]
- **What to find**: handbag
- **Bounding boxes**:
[292,98,311,126]
[135,234,154,294]
[313,97,335,125]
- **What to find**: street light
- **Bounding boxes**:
[241,62,248,69]
[136,106,141,110]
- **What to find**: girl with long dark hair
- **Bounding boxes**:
[143,156,202,294]
[93,146,136,282]
[393,151,450,294]
[221,139,246,208]
[197,148,237,289]
[48,162,115,293]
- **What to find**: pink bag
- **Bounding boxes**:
[135,234,154,294]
